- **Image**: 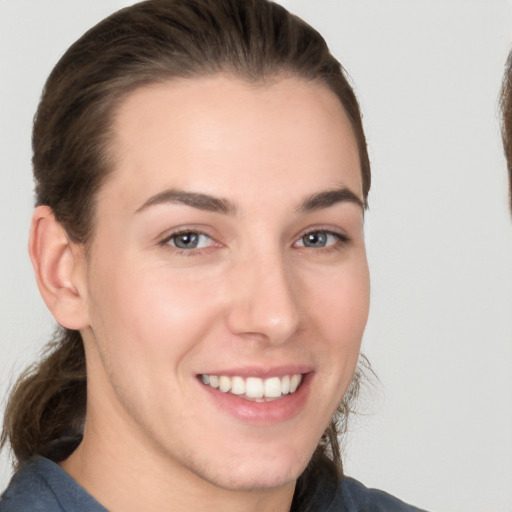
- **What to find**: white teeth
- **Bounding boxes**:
[246,377,264,398]
[264,377,282,398]
[290,374,301,393]
[281,375,290,394]
[200,373,303,399]
[231,376,246,395]
[219,375,231,393]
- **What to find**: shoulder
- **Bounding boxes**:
[1,458,61,512]
[316,476,429,512]
[0,457,107,512]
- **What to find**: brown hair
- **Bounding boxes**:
[500,49,512,211]
[1,0,371,507]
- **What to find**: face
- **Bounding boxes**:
[78,75,370,492]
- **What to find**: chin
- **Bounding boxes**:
[203,467,299,493]
[191,447,313,492]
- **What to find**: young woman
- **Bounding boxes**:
[0,0,426,510]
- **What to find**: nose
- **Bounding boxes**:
[225,250,301,345]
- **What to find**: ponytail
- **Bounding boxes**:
[1,328,86,469]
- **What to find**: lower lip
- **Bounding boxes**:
[199,374,312,425]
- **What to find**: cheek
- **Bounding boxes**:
[86,256,224,367]
[307,258,370,341]
[303,257,370,396]
[296,262,369,435]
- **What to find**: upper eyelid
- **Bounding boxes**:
[294,226,350,241]
[293,229,349,246]
[158,226,216,244]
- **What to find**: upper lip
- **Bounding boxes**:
[198,365,314,378]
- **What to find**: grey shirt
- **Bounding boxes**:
[0,457,427,511]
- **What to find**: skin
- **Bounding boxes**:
[32,75,370,512]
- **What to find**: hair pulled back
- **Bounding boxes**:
[2,0,371,507]
[500,50,512,211]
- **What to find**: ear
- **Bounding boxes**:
[29,205,90,330]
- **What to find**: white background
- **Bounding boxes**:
[1,1,511,511]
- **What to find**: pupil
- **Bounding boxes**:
[304,232,326,247]
[176,233,198,249]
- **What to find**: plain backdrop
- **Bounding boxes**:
[1,1,511,511]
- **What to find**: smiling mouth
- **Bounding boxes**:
[199,374,303,402]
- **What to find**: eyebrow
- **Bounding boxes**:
[297,187,365,213]
[135,189,237,215]
[135,186,364,216]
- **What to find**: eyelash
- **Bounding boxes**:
[159,228,350,255]
[159,229,217,254]
[294,229,350,251]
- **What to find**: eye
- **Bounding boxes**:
[295,230,347,249]
[165,231,213,250]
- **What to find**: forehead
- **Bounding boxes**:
[102,74,362,211]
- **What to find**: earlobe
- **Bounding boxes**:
[29,205,90,330]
